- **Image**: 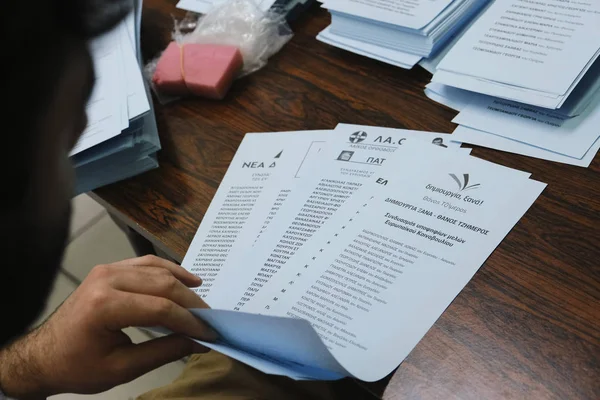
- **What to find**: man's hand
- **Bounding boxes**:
[0,255,215,399]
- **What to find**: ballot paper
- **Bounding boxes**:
[427,60,600,115]
[424,86,600,164]
[451,126,600,168]
[72,0,158,193]
[71,17,150,156]
[424,81,483,111]
[324,0,455,31]
[71,33,124,155]
[236,140,531,315]
[204,125,464,310]
[429,56,600,116]
[453,95,600,159]
[119,24,150,120]
[434,0,600,109]
[233,160,542,382]
[251,143,535,302]
[155,139,545,382]
[181,131,332,299]
[317,27,422,69]
[330,0,487,55]
[316,0,491,71]
[419,0,492,73]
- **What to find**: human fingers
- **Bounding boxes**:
[107,335,208,384]
[103,291,218,341]
[111,267,209,309]
[109,255,202,287]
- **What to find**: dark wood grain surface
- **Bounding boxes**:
[92,1,600,398]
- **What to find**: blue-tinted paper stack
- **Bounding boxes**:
[72,0,160,195]
[317,0,491,70]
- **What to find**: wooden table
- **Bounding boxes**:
[92,1,600,398]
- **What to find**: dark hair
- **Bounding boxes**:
[0,0,134,347]
[0,0,133,205]
[58,0,134,38]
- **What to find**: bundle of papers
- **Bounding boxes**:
[424,81,600,167]
[432,0,600,110]
[154,124,545,381]
[317,0,491,70]
[72,0,160,194]
[421,0,600,167]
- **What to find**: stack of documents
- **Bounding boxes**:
[152,124,546,381]
[432,0,600,110]
[425,81,600,167]
[316,0,491,69]
[424,0,600,167]
[72,0,160,194]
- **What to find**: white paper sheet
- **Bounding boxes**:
[241,151,541,381]
[205,125,464,311]
[451,126,600,168]
[119,24,150,120]
[245,141,531,314]
[434,0,600,106]
[125,11,136,50]
[144,308,349,380]
[418,0,492,74]
[425,88,463,111]
[70,17,148,156]
[181,131,333,301]
[116,35,130,131]
[317,27,421,69]
[427,66,600,117]
[452,95,600,158]
[425,81,484,111]
[71,32,124,155]
[191,309,349,379]
[169,144,544,382]
[433,70,569,110]
[323,0,454,30]
[327,0,485,57]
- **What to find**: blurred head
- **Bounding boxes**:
[0,0,132,347]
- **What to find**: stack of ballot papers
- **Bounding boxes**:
[432,0,600,110]
[316,0,492,70]
[72,0,160,194]
[425,81,600,167]
[149,124,546,381]
[423,0,600,167]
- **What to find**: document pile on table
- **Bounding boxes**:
[72,0,160,194]
[316,0,491,70]
[151,124,545,381]
[426,0,600,167]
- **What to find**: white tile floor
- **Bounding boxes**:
[38,194,186,400]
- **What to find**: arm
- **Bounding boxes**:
[0,256,215,399]
[0,328,48,400]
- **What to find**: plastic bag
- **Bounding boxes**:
[179,0,292,76]
[146,0,293,102]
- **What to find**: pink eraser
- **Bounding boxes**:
[182,44,244,100]
[152,42,188,95]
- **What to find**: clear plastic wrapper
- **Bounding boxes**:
[146,0,293,103]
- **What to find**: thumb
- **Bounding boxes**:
[111,335,209,382]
